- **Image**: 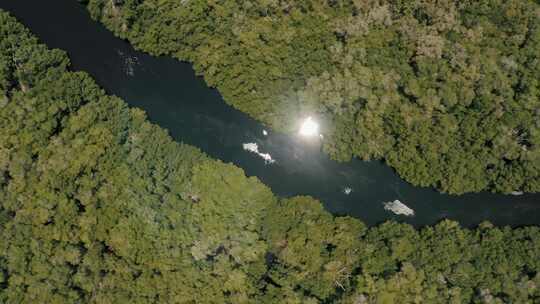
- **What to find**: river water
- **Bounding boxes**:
[2,0,539,227]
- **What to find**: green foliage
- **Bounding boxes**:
[1,9,540,304]
[262,196,366,301]
[84,0,540,194]
[0,11,272,303]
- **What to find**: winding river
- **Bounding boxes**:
[2,0,539,227]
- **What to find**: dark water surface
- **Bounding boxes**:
[2,0,539,227]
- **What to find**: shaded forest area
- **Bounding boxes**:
[1,11,540,303]
[83,0,540,194]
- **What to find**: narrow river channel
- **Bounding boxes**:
[2,0,539,227]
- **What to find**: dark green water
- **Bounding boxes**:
[2,0,539,227]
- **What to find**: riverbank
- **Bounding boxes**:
[1,9,539,302]
[82,0,540,195]
[1,0,538,228]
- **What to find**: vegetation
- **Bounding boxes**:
[1,11,540,303]
[82,0,540,194]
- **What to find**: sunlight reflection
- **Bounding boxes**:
[299,116,319,137]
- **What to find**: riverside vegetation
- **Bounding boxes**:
[1,10,540,303]
[82,0,540,194]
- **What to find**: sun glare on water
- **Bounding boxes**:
[299,116,319,137]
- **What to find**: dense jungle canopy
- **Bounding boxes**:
[82,0,540,194]
[1,10,540,303]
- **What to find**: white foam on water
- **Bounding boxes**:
[117,49,139,76]
[383,200,415,216]
[242,143,275,164]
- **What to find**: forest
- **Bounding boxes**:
[1,10,540,303]
[81,0,540,194]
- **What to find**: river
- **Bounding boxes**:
[2,0,539,227]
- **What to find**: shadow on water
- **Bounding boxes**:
[2,0,539,227]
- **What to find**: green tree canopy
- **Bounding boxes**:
[0,9,539,304]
